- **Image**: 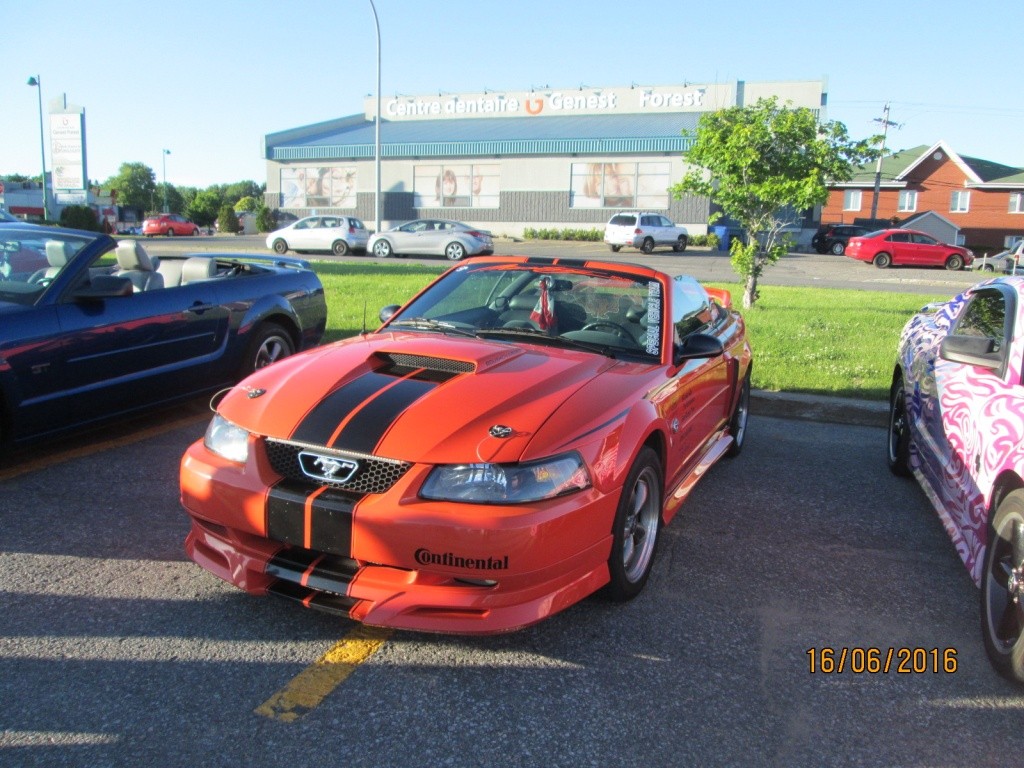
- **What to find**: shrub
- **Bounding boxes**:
[218,205,239,234]
[255,207,275,233]
[59,205,99,231]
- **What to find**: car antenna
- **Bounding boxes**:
[362,301,367,334]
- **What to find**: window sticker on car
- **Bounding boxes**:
[646,281,662,355]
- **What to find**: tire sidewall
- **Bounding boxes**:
[605,447,662,601]
[887,377,911,476]
[981,489,1024,683]
[241,323,294,378]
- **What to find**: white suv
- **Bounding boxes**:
[604,212,689,254]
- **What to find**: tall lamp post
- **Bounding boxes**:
[369,0,381,235]
[162,149,171,212]
[26,75,49,223]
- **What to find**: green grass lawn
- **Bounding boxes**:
[311,261,950,401]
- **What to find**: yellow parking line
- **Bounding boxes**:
[254,625,393,722]
[0,411,208,482]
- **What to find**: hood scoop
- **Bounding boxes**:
[376,352,476,377]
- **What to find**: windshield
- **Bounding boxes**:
[386,262,663,361]
[0,228,105,305]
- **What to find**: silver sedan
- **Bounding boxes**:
[368,219,494,261]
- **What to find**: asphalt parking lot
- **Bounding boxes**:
[3,239,1021,767]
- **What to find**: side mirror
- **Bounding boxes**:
[939,334,1003,370]
[674,332,724,365]
[72,275,133,301]
[379,304,401,324]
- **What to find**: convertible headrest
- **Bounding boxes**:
[115,240,156,272]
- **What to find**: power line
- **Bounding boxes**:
[870,104,903,220]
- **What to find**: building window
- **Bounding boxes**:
[1010,192,1024,214]
[843,190,861,211]
[950,190,971,213]
[897,190,917,212]
[412,164,500,208]
[280,164,356,207]
[569,162,670,209]
[279,166,357,209]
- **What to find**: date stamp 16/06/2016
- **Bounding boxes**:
[807,647,958,675]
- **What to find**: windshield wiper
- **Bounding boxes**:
[477,328,616,358]
[388,317,478,338]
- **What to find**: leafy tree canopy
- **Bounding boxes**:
[186,189,224,227]
[104,162,157,211]
[234,196,260,213]
[671,97,880,308]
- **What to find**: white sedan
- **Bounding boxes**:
[368,219,494,261]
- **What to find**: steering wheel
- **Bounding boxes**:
[581,321,634,340]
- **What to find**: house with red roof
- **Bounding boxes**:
[821,141,1024,254]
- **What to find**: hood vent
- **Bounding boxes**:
[377,352,476,377]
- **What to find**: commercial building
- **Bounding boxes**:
[263,80,828,237]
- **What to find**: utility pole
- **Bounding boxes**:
[869,104,901,221]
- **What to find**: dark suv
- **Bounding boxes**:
[812,224,872,255]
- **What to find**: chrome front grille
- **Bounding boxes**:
[264,439,411,495]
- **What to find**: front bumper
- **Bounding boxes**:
[180,439,617,634]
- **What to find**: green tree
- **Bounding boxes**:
[234,195,260,213]
[105,162,157,212]
[220,181,264,208]
[185,189,223,227]
[218,204,240,234]
[153,183,185,215]
[671,97,879,308]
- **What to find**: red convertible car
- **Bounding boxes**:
[180,256,752,634]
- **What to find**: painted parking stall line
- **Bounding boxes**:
[254,625,393,722]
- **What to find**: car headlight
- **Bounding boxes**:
[204,413,250,463]
[420,453,590,504]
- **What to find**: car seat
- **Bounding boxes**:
[115,240,164,292]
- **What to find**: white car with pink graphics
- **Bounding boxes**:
[889,276,1024,683]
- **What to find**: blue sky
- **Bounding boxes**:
[4,0,1021,188]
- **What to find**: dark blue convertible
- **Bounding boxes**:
[0,224,327,448]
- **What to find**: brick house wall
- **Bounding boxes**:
[822,145,1024,254]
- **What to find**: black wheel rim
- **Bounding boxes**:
[985,514,1024,653]
[888,386,906,463]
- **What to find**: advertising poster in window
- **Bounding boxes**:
[280,166,357,208]
[570,162,670,209]
[414,164,498,208]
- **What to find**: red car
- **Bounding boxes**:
[845,228,973,270]
[142,213,200,237]
[180,256,753,634]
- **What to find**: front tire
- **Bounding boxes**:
[981,489,1024,683]
[445,242,467,261]
[945,254,964,271]
[191,228,200,236]
[373,240,393,259]
[640,238,655,255]
[873,252,892,268]
[726,370,751,457]
[604,447,663,601]
[332,240,349,256]
[165,228,175,237]
[887,376,911,476]
[240,322,294,377]
[830,241,846,255]
[673,236,688,253]
[272,239,288,255]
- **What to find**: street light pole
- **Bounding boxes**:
[162,149,171,212]
[26,75,49,222]
[369,0,381,235]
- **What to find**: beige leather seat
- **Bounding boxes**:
[180,257,217,284]
[31,240,74,284]
[115,240,164,292]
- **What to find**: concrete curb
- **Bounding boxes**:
[750,389,887,428]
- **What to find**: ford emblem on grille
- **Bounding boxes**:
[298,451,359,483]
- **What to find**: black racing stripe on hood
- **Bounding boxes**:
[290,372,396,446]
[330,377,437,454]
